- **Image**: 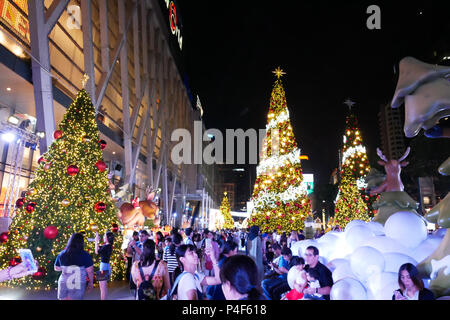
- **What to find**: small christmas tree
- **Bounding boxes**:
[219,192,234,230]
[249,68,311,234]
[334,166,370,228]
[0,87,126,289]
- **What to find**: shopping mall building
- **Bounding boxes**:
[0,0,219,232]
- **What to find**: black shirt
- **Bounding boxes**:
[306,261,333,300]
[98,244,113,264]
[55,249,93,268]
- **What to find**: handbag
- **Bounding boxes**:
[96,270,110,282]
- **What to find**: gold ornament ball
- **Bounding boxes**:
[44,163,51,171]
[89,223,98,232]
[36,247,42,252]
[27,188,36,196]
[61,199,70,207]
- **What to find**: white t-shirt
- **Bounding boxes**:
[177,272,205,300]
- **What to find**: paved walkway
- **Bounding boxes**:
[0,281,135,300]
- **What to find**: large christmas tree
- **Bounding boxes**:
[249,68,311,234]
[0,88,126,289]
[219,192,234,230]
[334,166,370,228]
[340,104,377,217]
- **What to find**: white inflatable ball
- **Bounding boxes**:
[294,239,319,258]
[287,266,306,289]
[362,236,413,256]
[344,220,368,233]
[327,259,349,273]
[345,225,375,251]
[374,280,399,300]
[318,232,340,244]
[366,221,385,236]
[384,252,418,273]
[350,246,385,281]
[330,278,368,300]
[332,264,358,283]
[366,272,398,298]
[411,237,443,263]
[385,211,428,249]
[290,241,304,258]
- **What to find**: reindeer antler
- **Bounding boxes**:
[398,147,411,162]
[376,148,388,162]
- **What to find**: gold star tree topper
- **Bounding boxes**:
[273,67,286,79]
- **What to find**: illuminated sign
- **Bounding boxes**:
[164,0,183,50]
[0,0,30,42]
[302,174,314,195]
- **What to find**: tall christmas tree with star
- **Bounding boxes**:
[249,68,311,234]
[219,192,234,230]
[0,80,126,289]
[334,166,369,228]
[338,100,377,218]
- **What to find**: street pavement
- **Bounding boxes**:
[0,280,135,300]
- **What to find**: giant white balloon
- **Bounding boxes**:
[350,246,385,281]
[344,220,368,233]
[384,252,418,273]
[287,267,306,289]
[345,225,375,251]
[366,272,398,298]
[333,264,358,283]
[293,239,319,258]
[327,258,349,273]
[411,237,441,263]
[362,235,413,256]
[366,221,385,236]
[330,278,368,300]
[375,280,400,300]
[385,211,428,249]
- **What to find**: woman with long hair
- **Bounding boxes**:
[220,255,265,300]
[54,233,94,300]
[131,239,170,300]
[393,263,434,300]
[172,244,220,300]
[95,231,114,300]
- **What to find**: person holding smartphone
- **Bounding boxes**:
[95,231,114,300]
[0,261,39,282]
[392,263,434,300]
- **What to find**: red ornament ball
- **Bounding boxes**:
[32,267,47,280]
[95,161,107,172]
[94,202,107,213]
[0,232,9,243]
[44,226,58,239]
[38,157,46,165]
[53,130,63,140]
[112,223,119,233]
[15,198,25,208]
[26,202,37,213]
[67,165,79,176]
[98,140,107,150]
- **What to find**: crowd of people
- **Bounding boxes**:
[0,224,435,300]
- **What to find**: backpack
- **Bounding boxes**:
[136,260,160,300]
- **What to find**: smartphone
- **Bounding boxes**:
[19,249,38,273]
[205,238,212,248]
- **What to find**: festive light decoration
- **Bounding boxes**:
[0,89,126,289]
[334,166,370,228]
[218,192,234,230]
[249,74,311,234]
[337,110,377,217]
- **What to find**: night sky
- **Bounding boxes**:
[177,1,450,185]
